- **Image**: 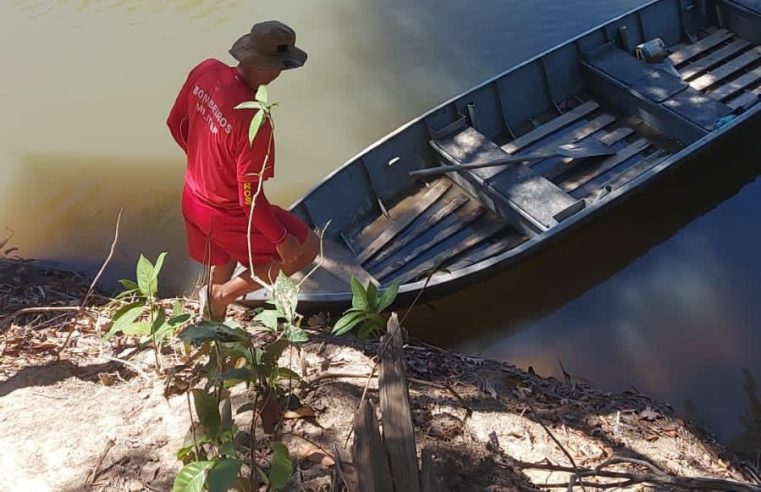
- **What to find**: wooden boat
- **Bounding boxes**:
[245,0,761,311]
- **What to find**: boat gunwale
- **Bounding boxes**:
[258,0,761,304]
[287,0,665,212]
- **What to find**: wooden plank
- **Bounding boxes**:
[679,39,751,80]
[515,114,616,162]
[420,448,447,492]
[374,205,487,280]
[434,126,579,229]
[542,127,633,180]
[391,219,504,285]
[354,180,451,263]
[560,138,651,193]
[350,178,448,251]
[728,90,760,109]
[379,314,420,492]
[443,234,524,272]
[711,65,761,100]
[320,239,379,286]
[501,100,599,154]
[690,47,761,91]
[577,150,669,197]
[352,400,394,492]
[598,127,635,146]
[669,29,732,65]
[365,193,470,270]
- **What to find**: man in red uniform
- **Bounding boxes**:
[167,21,319,320]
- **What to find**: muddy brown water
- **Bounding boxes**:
[1,0,758,461]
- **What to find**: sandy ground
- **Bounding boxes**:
[2,259,761,491]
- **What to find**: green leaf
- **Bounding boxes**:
[207,459,241,492]
[377,282,399,313]
[254,309,279,331]
[118,279,139,291]
[169,313,192,326]
[219,441,236,458]
[350,277,368,311]
[331,311,367,336]
[150,251,167,284]
[151,307,166,335]
[274,367,302,383]
[366,282,379,312]
[114,288,140,300]
[269,442,292,490]
[214,368,257,385]
[173,298,182,317]
[172,461,214,492]
[176,433,211,461]
[136,254,154,297]
[104,302,146,339]
[192,389,221,440]
[261,339,289,372]
[179,322,251,346]
[358,323,375,340]
[273,271,299,322]
[233,101,262,110]
[284,324,308,343]
[122,321,151,337]
[248,110,265,145]
[220,398,232,431]
[255,84,269,104]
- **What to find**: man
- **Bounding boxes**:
[167,21,319,320]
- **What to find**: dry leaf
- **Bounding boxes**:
[98,373,115,386]
[284,406,316,420]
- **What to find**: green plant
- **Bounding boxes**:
[234,85,277,145]
[104,252,190,367]
[332,278,399,339]
[173,272,306,491]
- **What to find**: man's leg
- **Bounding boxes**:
[209,229,320,317]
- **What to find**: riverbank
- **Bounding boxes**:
[1,259,760,491]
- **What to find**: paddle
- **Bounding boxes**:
[409,140,616,178]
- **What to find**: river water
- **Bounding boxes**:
[1,0,758,460]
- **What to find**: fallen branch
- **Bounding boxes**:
[59,209,123,354]
[83,438,116,488]
[503,457,761,491]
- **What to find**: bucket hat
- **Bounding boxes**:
[229,20,307,70]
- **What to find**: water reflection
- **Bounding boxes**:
[12,0,244,27]
[406,120,761,449]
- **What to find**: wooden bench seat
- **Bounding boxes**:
[583,46,734,139]
[431,126,585,233]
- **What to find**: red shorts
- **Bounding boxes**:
[182,186,309,266]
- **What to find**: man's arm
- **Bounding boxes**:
[167,80,191,152]
[167,60,215,152]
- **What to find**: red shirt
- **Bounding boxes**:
[167,59,287,243]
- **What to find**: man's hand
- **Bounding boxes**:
[276,234,302,265]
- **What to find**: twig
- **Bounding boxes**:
[281,431,336,463]
[82,208,122,307]
[505,458,761,491]
[332,443,352,492]
[526,400,578,469]
[59,209,122,355]
[306,372,373,385]
[408,376,472,416]
[298,220,329,289]
[104,356,151,380]
[83,438,116,487]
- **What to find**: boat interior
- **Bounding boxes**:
[255,0,761,301]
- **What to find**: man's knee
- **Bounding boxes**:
[302,230,320,264]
